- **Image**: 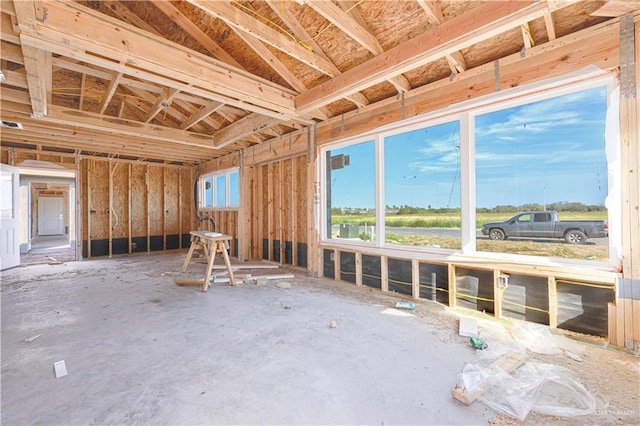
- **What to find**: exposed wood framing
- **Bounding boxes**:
[153,0,245,70]
[13,0,50,118]
[415,0,467,73]
[20,1,301,120]
[297,1,560,111]
[302,0,411,92]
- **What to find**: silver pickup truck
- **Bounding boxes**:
[480,211,608,244]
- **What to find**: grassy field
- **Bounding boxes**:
[332,211,609,260]
[384,233,608,260]
[332,211,608,228]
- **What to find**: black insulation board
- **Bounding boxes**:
[149,235,164,251]
[273,240,281,263]
[362,254,381,289]
[131,237,147,253]
[284,241,292,265]
[111,238,129,255]
[387,258,412,296]
[166,234,179,250]
[556,281,614,337]
[501,274,549,324]
[419,263,449,305]
[323,249,334,278]
[233,239,238,257]
[340,251,356,284]
[262,239,269,260]
[181,234,191,249]
[297,243,307,268]
[82,239,113,257]
[455,267,494,314]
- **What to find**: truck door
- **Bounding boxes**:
[512,213,532,237]
[533,212,554,238]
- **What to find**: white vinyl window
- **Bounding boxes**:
[200,169,239,209]
[320,73,617,264]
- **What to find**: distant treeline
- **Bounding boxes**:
[476,202,606,213]
[334,202,606,215]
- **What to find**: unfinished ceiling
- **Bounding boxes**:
[0,0,637,164]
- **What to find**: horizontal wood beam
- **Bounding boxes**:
[0,111,213,162]
[20,1,301,120]
[312,11,622,145]
[41,106,218,150]
[296,1,560,111]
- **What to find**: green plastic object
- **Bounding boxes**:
[395,301,415,310]
[469,337,488,350]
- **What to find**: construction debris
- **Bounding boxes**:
[452,352,526,405]
[53,360,68,378]
[395,301,415,310]
[24,334,41,343]
[275,281,292,289]
[210,264,279,270]
[458,317,478,337]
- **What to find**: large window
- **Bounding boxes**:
[384,121,461,249]
[474,86,609,260]
[201,169,239,209]
[321,76,615,263]
[325,140,376,242]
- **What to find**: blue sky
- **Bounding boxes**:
[329,86,608,209]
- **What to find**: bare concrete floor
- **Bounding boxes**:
[1,252,638,425]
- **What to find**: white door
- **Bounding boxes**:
[38,197,64,235]
[1,164,20,270]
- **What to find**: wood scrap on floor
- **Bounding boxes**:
[209,264,279,270]
[451,352,526,405]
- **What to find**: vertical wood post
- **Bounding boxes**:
[448,264,457,308]
[87,159,92,259]
[381,255,389,292]
[128,163,132,254]
[548,277,558,328]
[178,167,182,249]
[108,160,113,258]
[146,163,150,253]
[412,259,420,300]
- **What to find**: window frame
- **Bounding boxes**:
[199,168,239,210]
[319,72,619,267]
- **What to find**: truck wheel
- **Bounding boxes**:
[489,229,506,240]
[565,230,586,244]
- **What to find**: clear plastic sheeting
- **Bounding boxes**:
[477,362,597,420]
[510,320,586,359]
[455,318,596,420]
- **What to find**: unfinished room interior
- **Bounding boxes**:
[1,0,639,424]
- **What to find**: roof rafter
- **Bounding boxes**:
[303,0,410,92]
[264,0,369,108]
[297,0,566,112]
[181,100,224,130]
[152,1,246,71]
[186,0,337,77]
[416,0,467,73]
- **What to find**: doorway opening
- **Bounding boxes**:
[17,161,77,266]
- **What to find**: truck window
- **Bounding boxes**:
[534,213,551,222]
[517,214,531,223]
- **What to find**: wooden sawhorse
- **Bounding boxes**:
[174,230,236,291]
